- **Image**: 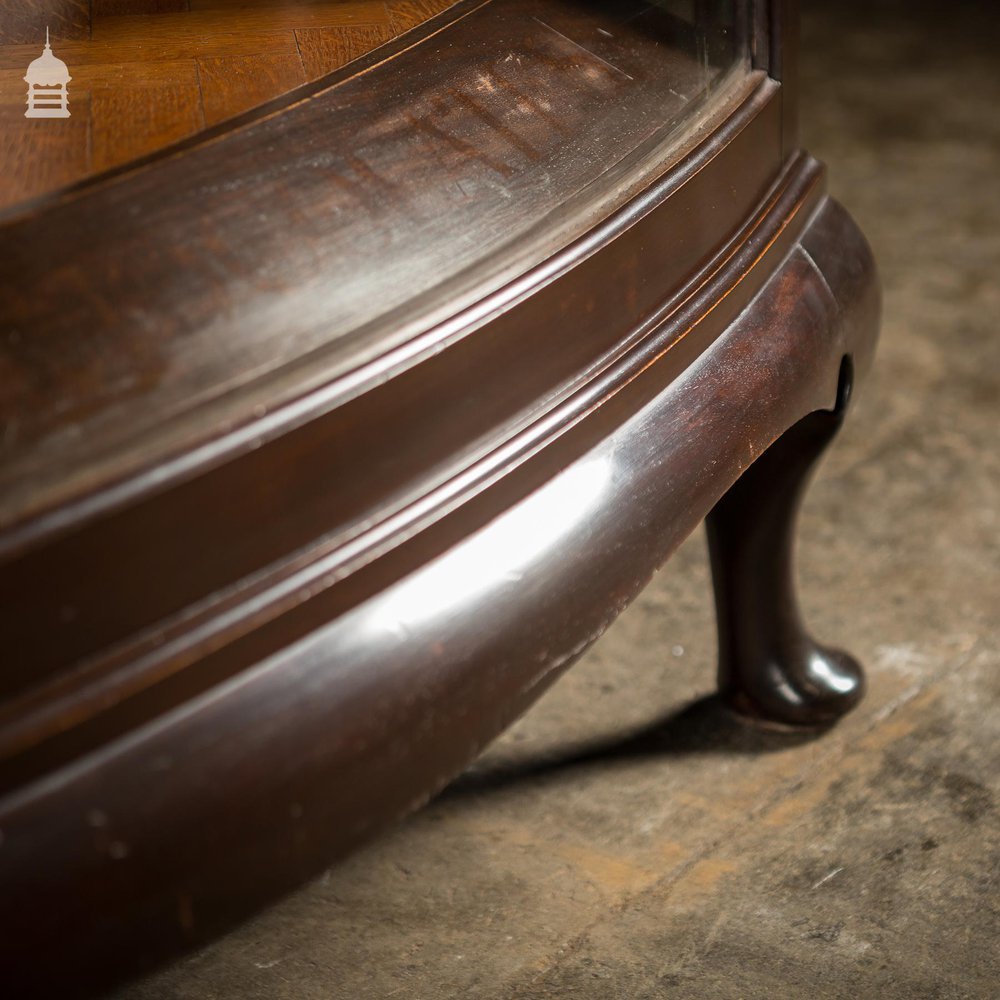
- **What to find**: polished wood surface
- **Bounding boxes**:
[707,357,866,726]
[0,81,783,788]
[0,0,457,211]
[0,1,748,542]
[0,189,879,997]
[0,1,881,994]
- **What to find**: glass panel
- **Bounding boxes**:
[0,2,750,215]
[0,1,460,214]
[0,1,755,519]
[652,0,751,93]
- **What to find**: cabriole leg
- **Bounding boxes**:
[705,359,865,728]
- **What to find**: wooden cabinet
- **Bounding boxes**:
[0,2,879,993]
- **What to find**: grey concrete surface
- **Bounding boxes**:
[118,1,1000,997]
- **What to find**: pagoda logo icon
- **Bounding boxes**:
[24,28,71,119]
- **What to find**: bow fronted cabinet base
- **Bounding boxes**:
[0,0,879,993]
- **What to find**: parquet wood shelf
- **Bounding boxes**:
[0,0,456,211]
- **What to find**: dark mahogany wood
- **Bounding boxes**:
[707,358,865,727]
[0,196,879,996]
[0,0,880,994]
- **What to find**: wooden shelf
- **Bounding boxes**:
[0,0,457,211]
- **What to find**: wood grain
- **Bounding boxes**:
[0,0,454,212]
[0,0,90,46]
[0,99,91,208]
[90,80,204,172]
[296,24,396,81]
[93,1,190,14]
[389,0,463,32]
[0,33,301,71]
[94,3,391,40]
[66,59,201,88]
[199,51,306,125]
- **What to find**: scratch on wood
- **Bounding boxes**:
[531,17,634,81]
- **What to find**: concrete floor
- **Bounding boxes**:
[119,2,1000,997]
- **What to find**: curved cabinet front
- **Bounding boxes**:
[0,1,880,993]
